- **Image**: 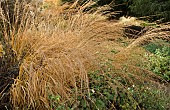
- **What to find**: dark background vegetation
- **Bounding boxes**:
[63,0,170,22]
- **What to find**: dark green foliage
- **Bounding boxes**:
[144,40,170,55]
[95,0,112,6]
[63,0,170,22]
[129,0,170,22]
[98,0,170,22]
[96,0,130,18]
[144,43,163,54]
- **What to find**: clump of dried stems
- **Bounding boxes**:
[0,0,106,109]
[0,0,169,109]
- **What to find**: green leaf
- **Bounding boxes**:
[96,99,105,109]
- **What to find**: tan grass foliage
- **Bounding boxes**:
[9,1,108,109]
[11,38,92,109]
[0,44,2,56]
[44,0,62,6]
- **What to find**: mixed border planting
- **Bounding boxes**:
[0,0,169,109]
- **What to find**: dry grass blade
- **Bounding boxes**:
[8,1,105,109]
[126,26,170,49]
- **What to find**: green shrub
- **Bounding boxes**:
[147,46,170,81]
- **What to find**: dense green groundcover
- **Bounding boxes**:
[49,66,169,110]
[48,55,170,109]
[144,41,170,82]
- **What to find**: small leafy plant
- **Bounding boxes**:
[48,94,72,110]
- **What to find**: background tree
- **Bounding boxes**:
[129,0,170,22]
